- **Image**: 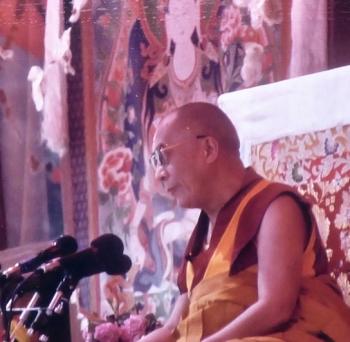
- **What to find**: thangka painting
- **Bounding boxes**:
[251,125,350,306]
[93,0,286,320]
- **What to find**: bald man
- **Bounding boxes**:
[140,102,350,342]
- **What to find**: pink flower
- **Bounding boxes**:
[120,315,146,342]
[94,322,121,342]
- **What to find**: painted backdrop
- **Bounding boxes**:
[92,0,288,319]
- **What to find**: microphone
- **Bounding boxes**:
[0,235,78,283]
[26,234,131,339]
[39,233,132,279]
[12,234,131,303]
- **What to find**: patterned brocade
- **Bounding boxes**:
[251,125,350,306]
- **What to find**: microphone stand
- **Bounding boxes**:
[9,292,40,342]
[2,269,66,342]
[27,273,78,342]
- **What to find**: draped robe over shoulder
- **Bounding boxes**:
[174,168,350,342]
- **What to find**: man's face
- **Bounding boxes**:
[151,116,205,209]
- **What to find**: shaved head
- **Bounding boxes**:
[164,102,240,156]
[151,102,245,214]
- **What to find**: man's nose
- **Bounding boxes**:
[154,165,168,183]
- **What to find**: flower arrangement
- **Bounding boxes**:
[79,274,163,342]
[81,311,160,342]
[81,309,161,342]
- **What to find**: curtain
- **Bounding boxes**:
[0,156,7,250]
[328,0,350,68]
[0,1,64,248]
[289,0,328,77]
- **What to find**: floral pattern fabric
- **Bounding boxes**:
[251,125,350,306]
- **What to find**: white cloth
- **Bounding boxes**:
[218,66,350,165]
[27,66,45,111]
[42,0,69,157]
[69,0,89,23]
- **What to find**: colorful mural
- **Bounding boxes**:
[251,125,350,306]
[93,0,285,319]
[1,1,348,340]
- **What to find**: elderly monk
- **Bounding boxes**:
[140,102,350,342]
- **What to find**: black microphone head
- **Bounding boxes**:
[105,254,132,275]
[58,234,131,280]
[52,235,78,257]
[91,234,124,255]
[39,235,78,264]
[91,234,131,275]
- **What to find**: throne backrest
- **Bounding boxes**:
[250,126,350,306]
[218,66,350,306]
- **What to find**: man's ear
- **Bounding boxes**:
[202,136,218,163]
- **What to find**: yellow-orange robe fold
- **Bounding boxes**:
[175,169,350,341]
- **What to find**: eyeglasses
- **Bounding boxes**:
[149,135,207,170]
